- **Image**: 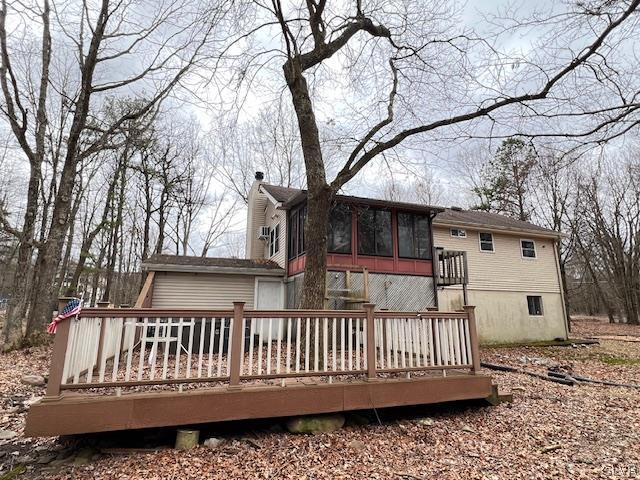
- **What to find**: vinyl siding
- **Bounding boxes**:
[245,182,268,260]
[438,289,567,343]
[262,201,287,268]
[433,226,561,293]
[151,272,256,309]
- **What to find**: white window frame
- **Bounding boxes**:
[450,228,467,239]
[520,238,537,259]
[478,232,494,253]
[269,224,280,257]
[526,295,544,316]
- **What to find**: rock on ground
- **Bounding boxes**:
[20,375,45,386]
[286,414,345,434]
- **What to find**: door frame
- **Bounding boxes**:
[253,277,285,310]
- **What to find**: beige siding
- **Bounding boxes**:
[433,226,561,293]
[262,201,287,268]
[151,272,256,309]
[438,289,567,343]
[245,182,268,260]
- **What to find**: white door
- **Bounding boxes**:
[254,279,284,340]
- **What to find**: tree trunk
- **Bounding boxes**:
[25,0,109,343]
[2,169,39,350]
[285,64,331,309]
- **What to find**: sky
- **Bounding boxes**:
[1,0,638,258]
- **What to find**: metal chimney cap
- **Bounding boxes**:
[255,171,264,181]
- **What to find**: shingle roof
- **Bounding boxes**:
[260,184,302,203]
[260,182,560,237]
[143,254,283,273]
[434,209,559,236]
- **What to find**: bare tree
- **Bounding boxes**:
[238,0,640,308]
[0,0,227,345]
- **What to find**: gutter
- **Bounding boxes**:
[142,263,285,277]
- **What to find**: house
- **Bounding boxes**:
[27,172,516,437]
[141,171,568,345]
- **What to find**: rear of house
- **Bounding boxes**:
[140,172,568,344]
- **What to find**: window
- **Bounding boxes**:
[450,228,467,238]
[288,206,306,259]
[357,208,392,256]
[398,212,432,259]
[328,204,352,254]
[269,224,280,257]
[521,239,536,258]
[527,296,543,316]
[479,232,494,252]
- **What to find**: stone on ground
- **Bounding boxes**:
[286,414,345,434]
[21,375,45,386]
[203,437,224,449]
[0,429,18,440]
[175,429,200,450]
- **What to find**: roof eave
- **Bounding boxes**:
[432,219,564,239]
[141,263,286,276]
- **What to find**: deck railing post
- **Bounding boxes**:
[45,297,75,398]
[464,305,481,373]
[363,303,377,380]
[229,302,245,388]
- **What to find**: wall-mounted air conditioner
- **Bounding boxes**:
[258,226,270,239]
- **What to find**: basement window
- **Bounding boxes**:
[479,232,494,252]
[450,228,467,238]
[527,295,543,316]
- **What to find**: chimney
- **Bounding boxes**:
[255,171,264,181]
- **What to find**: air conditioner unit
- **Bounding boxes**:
[258,226,270,240]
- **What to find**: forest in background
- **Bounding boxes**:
[1,0,639,350]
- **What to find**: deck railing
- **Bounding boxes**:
[45,303,480,396]
[436,249,468,287]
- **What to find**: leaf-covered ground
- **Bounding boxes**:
[1,316,638,479]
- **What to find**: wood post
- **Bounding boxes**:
[45,298,75,397]
[464,305,481,373]
[363,303,376,380]
[229,302,245,388]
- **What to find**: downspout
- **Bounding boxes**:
[553,238,570,339]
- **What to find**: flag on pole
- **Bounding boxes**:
[47,299,82,334]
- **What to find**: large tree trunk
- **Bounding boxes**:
[285,64,332,309]
[25,0,109,344]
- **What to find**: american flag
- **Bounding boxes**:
[47,299,82,334]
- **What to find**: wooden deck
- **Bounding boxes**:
[25,304,493,437]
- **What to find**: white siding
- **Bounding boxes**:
[263,201,287,268]
[245,181,268,260]
[433,226,561,293]
[151,272,256,309]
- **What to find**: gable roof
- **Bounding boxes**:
[260,184,302,204]
[142,254,285,276]
[258,182,560,238]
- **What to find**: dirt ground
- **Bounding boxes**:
[0,316,639,479]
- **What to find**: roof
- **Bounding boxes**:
[434,209,560,237]
[142,254,285,276]
[260,184,302,204]
[259,182,560,238]
[261,184,443,215]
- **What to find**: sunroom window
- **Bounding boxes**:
[328,203,352,254]
[357,208,392,256]
[398,212,432,259]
